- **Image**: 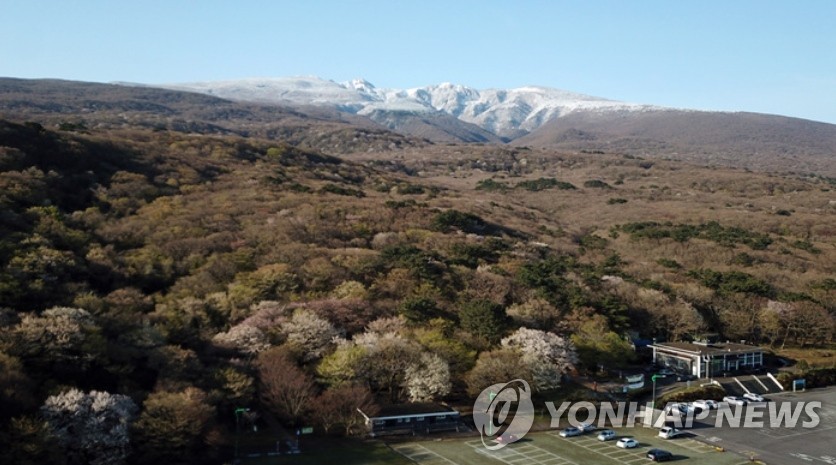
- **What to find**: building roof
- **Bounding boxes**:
[360,403,458,420]
[651,341,764,356]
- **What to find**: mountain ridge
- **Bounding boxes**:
[154,76,661,139]
[2,77,835,175]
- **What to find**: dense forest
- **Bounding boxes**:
[1,112,834,464]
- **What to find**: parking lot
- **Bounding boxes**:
[389,385,836,465]
[688,387,836,465]
[391,426,753,465]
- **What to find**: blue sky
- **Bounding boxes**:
[3,1,836,123]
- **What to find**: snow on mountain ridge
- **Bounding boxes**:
[160,76,660,138]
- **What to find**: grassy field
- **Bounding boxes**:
[238,436,411,465]
[776,346,836,369]
[238,427,758,465]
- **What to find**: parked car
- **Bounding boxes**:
[664,403,694,415]
[597,429,616,441]
[657,368,675,376]
[692,399,718,410]
[723,395,747,406]
[559,427,581,437]
[617,437,639,449]
[658,426,684,439]
[495,433,517,444]
[579,423,596,433]
[647,448,673,462]
[743,392,765,402]
[676,372,696,381]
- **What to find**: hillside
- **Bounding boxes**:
[515,109,836,176]
[0,80,834,464]
[158,76,836,176]
[0,77,427,154]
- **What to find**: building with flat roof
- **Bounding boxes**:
[650,341,765,379]
[358,403,461,437]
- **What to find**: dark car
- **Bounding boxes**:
[647,448,673,462]
[676,372,696,382]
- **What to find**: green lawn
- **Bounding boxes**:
[238,436,411,465]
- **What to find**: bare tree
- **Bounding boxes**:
[255,348,316,423]
[310,384,378,435]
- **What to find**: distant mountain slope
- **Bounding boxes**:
[515,109,836,175]
[0,78,426,154]
[156,76,836,176]
[2,77,835,175]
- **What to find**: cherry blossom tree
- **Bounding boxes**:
[404,352,451,402]
[212,324,270,355]
[12,307,105,368]
[280,309,340,362]
[40,388,137,465]
[501,327,577,391]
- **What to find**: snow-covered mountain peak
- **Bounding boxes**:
[158,77,661,138]
[343,78,377,94]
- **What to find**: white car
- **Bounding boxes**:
[723,396,747,406]
[658,426,684,439]
[692,399,718,410]
[579,423,597,433]
[559,427,581,437]
[664,403,694,415]
[597,429,616,441]
[743,393,765,402]
[617,437,640,449]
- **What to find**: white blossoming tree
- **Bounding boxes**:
[501,327,578,391]
[40,388,137,465]
[281,308,340,362]
[404,352,451,402]
[318,329,451,402]
[13,307,105,367]
[212,324,270,354]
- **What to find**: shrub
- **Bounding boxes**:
[607,198,628,205]
[449,239,506,268]
[657,258,682,269]
[431,209,488,234]
[384,199,417,209]
[791,240,821,255]
[476,178,510,192]
[320,183,365,197]
[619,221,771,250]
[515,177,576,191]
[396,183,425,195]
[687,269,774,297]
[458,299,508,343]
[657,384,725,405]
[584,179,612,189]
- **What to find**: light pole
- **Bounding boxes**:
[651,374,665,420]
[488,391,496,436]
[234,407,250,461]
